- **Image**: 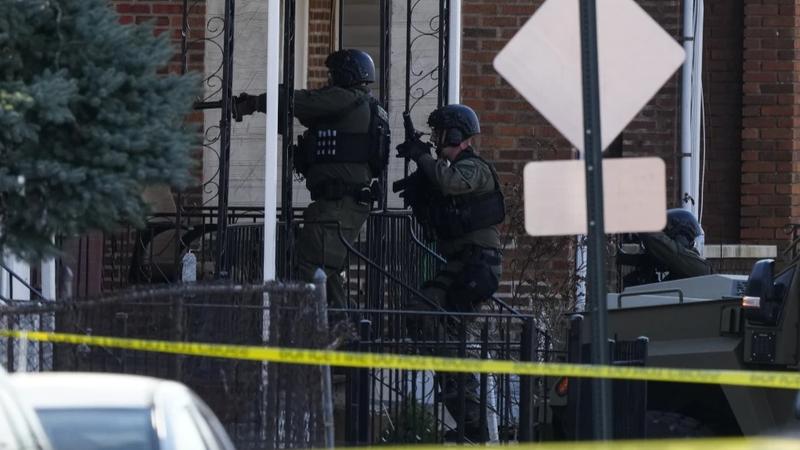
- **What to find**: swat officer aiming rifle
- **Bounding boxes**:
[395,104,505,442]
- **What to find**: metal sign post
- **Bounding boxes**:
[578,0,612,440]
[494,0,686,439]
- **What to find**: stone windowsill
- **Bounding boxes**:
[702,245,777,259]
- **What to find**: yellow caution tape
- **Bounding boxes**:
[3,330,800,390]
[338,438,799,450]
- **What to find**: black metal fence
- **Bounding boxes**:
[12,204,566,447]
[59,209,520,317]
[558,315,648,440]
[0,282,333,449]
[56,207,265,297]
[44,207,558,443]
[339,310,555,445]
[0,282,558,447]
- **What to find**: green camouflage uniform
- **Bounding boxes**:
[640,232,712,279]
[622,232,712,286]
[415,147,503,297]
[291,85,374,312]
[413,147,503,439]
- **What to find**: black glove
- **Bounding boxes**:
[232,92,260,122]
[396,139,432,162]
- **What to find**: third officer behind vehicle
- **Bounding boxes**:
[620,208,713,286]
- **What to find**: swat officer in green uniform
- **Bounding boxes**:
[620,208,713,286]
[232,49,389,315]
[396,104,504,442]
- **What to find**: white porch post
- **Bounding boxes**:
[1,255,30,302]
[41,252,56,301]
[680,0,705,253]
[447,0,462,104]
[263,0,280,282]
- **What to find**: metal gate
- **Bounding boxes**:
[176,0,452,279]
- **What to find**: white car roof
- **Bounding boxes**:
[0,367,54,450]
[9,372,186,410]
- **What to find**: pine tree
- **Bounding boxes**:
[0,0,198,260]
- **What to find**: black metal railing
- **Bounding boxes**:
[60,209,516,314]
[43,207,559,447]
[0,262,48,303]
[178,0,456,270]
[0,262,54,373]
[338,309,555,445]
[559,315,648,440]
[0,282,558,447]
[58,207,264,296]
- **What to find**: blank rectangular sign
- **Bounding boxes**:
[523,157,666,236]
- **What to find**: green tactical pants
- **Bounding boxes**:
[294,196,370,316]
[409,246,502,439]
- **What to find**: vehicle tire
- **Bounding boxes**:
[645,410,714,438]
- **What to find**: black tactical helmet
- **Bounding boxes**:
[665,208,703,249]
[427,104,481,147]
[325,49,376,87]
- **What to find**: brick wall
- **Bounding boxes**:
[622,1,682,208]
[308,0,336,88]
[462,0,749,247]
[462,0,572,188]
[461,1,688,197]
[113,0,205,75]
[460,1,758,301]
[462,1,576,301]
[740,1,799,245]
[618,0,747,244]
[702,0,744,243]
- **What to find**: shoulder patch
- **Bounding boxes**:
[456,160,479,181]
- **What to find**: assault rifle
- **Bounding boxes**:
[392,111,429,206]
[393,111,436,237]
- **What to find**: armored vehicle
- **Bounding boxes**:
[593,258,800,436]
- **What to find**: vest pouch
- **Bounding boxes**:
[456,189,506,233]
[431,202,466,240]
[368,100,390,177]
[432,190,506,239]
[304,128,371,165]
[446,256,499,312]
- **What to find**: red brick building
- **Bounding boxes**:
[108,0,800,280]
[460,0,800,250]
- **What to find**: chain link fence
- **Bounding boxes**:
[0,281,332,449]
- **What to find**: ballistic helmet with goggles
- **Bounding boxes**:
[427,104,480,147]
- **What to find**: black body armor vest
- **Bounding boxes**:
[429,152,506,240]
[295,96,389,178]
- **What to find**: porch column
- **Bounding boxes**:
[263,0,280,281]
[448,0,462,103]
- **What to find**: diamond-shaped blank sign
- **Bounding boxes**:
[493,0,685,152]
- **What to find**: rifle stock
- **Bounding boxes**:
[396,111,436,213]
